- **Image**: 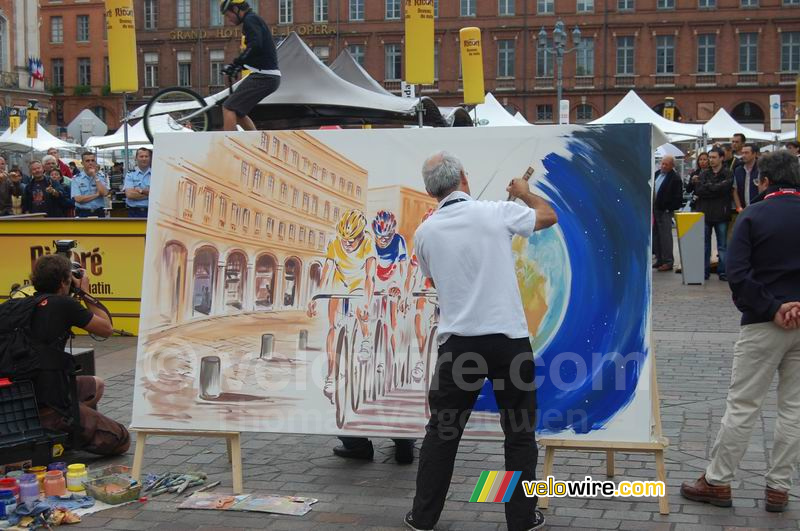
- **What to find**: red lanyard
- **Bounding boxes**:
[764,189,800,200]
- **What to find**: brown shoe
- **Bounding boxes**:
[765,486,789,512]
[680,474,732,507]
[657,264,673,272]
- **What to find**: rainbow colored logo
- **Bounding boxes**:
[469,471,522,503]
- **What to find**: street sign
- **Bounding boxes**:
[769,94,781,132]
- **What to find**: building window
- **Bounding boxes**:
[241,161,250,187]
[289,224,296,241]
[616,36,635,75]
[313,46,330,63]
[312,196,319,214]
[348,44,365,66]
[279,0,293,24]
[618,0,634,10]
[51,17,63,43]
[356,186,362,198]
[273,137,281,156]
[218,197,227,225]
[576,104,593,122]
[784,0,800,4]
[267,174,275,195]
[78,58,91,86]
[577,0,594,12]
[266,217,274,234]
[537,104,553,122]
[177,51,192,87]
[210,0,223,26]
[385,44,402,81]
[309,231,315,247]
[143,53,159,88]
[177,0,191,27]
[242,209,250,230]
[699,0,715,7]
[655,35,675,74]
[499,0,515,15]
[302,193,310,211]
[497,40,515,78]
[782,32,800,71]
[461,0,476,16]
[278,222,286,239]
[314,0,328,22]
[254,212,262,234]
[350,0,364,20]
[144,0,158,30]
[51,59,64,88]
[386,0,401,19]
[434,0,439,16]
[739,33,757,73]
[324,201,330,219]
[339,177,345,191]
[210,50,225,85]
[77,15,90,42]
[657,0,675,8]
[333,207,340,221]
[576,38,594,75]
[538,0,554,13]
[184,181,196,211]
[204,190,214,214]
[740,0,757,6]
[292,188,299,207]
[537,39,553,77]
[231,203,241,228]
[253,169,263,191]
[697,34,716,73]
[280,182,288,201]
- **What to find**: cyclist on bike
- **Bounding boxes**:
[308,209,377,401]
[371,211,408,368]
[219,0,281,131]
[405,208,436,383]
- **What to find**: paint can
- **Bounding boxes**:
[199,356,221,400]
[259,334,274,360]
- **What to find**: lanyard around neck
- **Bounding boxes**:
[440,198,467,209]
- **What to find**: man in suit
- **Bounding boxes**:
[733,143,760,212]
[653,155,684,271]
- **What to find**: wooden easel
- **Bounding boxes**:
[538,354,670,515]
[130,429,244,494]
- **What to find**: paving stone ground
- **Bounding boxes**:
[66,269,800,530]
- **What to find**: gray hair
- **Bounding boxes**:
[41,154,57,164]
[422,151,463,198]
[758,150,800,188]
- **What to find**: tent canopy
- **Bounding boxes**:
[0,120,81,152]
[134,32,452,129]
[330,49,393,96]
[472,93,530,127]
[84,115,189,149]
[514,111,530,124]
[701,108,776,142]
[590,90,702,140]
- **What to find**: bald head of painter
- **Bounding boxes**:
[422,151,471,201]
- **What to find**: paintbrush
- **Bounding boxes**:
[185,480,221,497]
[507,166,535,201]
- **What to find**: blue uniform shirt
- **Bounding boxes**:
[71,171,109,211]
[123,167,151,208]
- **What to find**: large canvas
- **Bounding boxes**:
[133,125,654,443]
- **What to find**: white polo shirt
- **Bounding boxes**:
[413,190,537,344]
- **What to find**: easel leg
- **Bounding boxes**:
[229,433,243,494]
[226,437,233,464]
[539,446,555,510]
[655,449,669,515]
[131,431,148,482]
[606,450,615,478]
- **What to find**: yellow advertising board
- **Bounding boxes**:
[105,0,139,93]
[404,0,435,84]
[26,110,38,139]
[460,27,485,105]
[9,112,20,133]
[0,219,146,335]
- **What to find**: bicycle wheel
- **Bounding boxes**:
[334,328,349,429]
[373,321,385,401]
[143,86,210,143]
[349,323,364,413]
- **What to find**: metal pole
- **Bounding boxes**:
[122,93,130,176]
[417,86,424,128]
[556,50,564,117]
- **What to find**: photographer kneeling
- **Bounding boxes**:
[22,255,130,455]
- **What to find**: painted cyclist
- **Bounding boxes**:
[371,210,408,369]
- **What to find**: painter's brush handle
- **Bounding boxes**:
[507,166,535,201]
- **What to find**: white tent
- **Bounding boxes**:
[700,108,776,142]
[84,115,190,149]
[514,111,530,124]
[655,143,684,158]
[330,49,393,96]
[590,90,702,140]
[778,130,796,142]
[473,93,530,127]
[0,120,81,152]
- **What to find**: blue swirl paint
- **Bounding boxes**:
[473,124,653,434]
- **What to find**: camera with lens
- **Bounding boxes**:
[54,239,83,281]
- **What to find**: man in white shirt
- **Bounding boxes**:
[404,152,558,531]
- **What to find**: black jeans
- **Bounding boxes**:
[412,334,538,531]
[76,207,105,218]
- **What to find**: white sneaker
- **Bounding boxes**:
[357,339,372,363]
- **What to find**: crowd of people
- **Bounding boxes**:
[0,147,152,219]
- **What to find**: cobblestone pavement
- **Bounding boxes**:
[68,270,800,530]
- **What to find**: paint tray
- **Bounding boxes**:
[83,476,141,505]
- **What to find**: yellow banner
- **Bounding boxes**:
[26,111,38,138]
[0,219,146,335]
[105,0,139,93]
[404,0,435,84]
[9,115,20,133]
[460,27,485,105]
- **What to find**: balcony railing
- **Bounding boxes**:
[653,74,676,87]
[694,73,718,86]
[779,72,799,85]
[419,80,439,93]
[535,76,554,89]
[737,73,758,85]
[383,80,401,93]
[495,77,516,91]
[574,76,594,88]
[614,75,636,87]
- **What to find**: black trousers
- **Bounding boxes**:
[652,208,674,266]
[412,334,538,531]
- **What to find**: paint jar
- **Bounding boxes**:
[0,489,16,519]
[47,462,67,473]
[18,474,39,506]
[66,464,87,492]
[199,356,221,400]
[25,466,47,491]
[5,471,24,481]
[0,479,19,502]
[44,470,67,497]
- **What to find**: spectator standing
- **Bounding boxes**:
[47,147,73,179]
[123,148,152,218]
[691,147,733,281]
[49,168,74,217]
[732,144,760,212]
[8,168,24,215]
[730,133,746,168]
[652,155,683,271]
[0,157,10,215]
[681,149,800,513]
[42,155,71,185]
[71,152,109,218]
[22,161,69,217]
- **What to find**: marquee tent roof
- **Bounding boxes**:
[514,111,530,124]
[0,120,81,152]
[84,115,189,149]
[589,90,702,140]
[330,49,393,96]
[134,32,453,129]
[700,108,777,142]
[472,93,530,127]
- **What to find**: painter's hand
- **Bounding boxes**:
[507,178,531,200]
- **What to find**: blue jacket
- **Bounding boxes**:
[732,163,759,209]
